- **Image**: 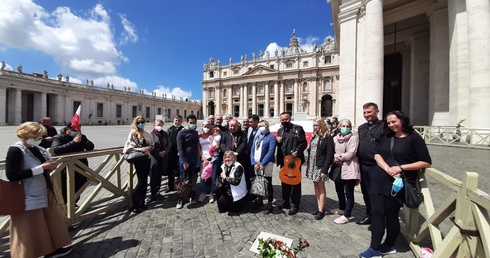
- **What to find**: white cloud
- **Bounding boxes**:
[119,14,138,45]
[153,85,192,99]
[92,75,138,91]
[0,1,138,85]
[264,36,322,55]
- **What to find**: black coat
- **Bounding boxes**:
[51,127,95,166]
[307,134,335,174]
[276,124,307,167]
[220,129,247,165]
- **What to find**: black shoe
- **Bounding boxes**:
[314,211,325,220]
[146,196,157,203]
[155,193,165,199]
[368,225,371,231]
[141,204,148,210]
[356,216,372,225]
[264,203,273,214]
[132,208,143,213]
[44,246,73,258]
[279,203,290,209]
[288,208,299,215]
[311,208,319,215]
[165,188,175,193]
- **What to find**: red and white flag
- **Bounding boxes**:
[71,105,81,131]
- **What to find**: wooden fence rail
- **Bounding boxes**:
[400,169,490,257]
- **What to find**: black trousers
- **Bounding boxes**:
[166,154,178,191]
[265,176,273,203]
[334,179,357,217]
[360,164,375,217]
[149,157,165,196]
[369,194,402,250]
[216,186,246,213]
[131,158,150,209]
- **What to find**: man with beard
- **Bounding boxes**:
[275,112,307,215]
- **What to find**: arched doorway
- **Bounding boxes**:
[321,95,333,117]
[207,101,215,115]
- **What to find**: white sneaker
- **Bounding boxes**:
[334,215,349,224]
[209,195,215,203]
[176,199,183,209]
[198,193,207,202]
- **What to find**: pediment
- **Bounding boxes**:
[242,65,277,76]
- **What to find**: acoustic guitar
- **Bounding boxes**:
[280,155,302,185]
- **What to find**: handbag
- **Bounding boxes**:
[0,179,25,215]
[249,169,268,197]
[123,151,147,163]
[329,162,342,182]
[177,173,192,198]
[403,177,424,209]
[389,137,423,208]
[201,162,213,180]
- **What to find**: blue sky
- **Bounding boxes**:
[0,0,333,100]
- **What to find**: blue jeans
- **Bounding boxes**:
[198,156,221,195]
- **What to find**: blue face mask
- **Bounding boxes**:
[391,177,404,196]
[188,124,197,130]
[258,127,267,135]
[70,131,78,137]
[137,123,145,129]
[340,128,351,135]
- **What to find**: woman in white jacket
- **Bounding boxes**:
[330,118,361,224]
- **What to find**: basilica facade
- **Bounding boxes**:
[202,32,340,121]
[329,0,490,129]
[0,69,202,126]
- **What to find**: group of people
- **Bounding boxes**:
[4,101,431,258]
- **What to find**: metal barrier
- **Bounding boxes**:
[400,169,490,257]
[414,126,490,149]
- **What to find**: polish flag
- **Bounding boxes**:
[71,105,81,131]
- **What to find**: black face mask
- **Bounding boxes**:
[281,121,290,128]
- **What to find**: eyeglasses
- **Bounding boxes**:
[137,122,145,124]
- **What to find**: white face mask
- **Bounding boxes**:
[26,138,41,146]
[225,161,233,166]
[154,126,163,131]
[202,127,210,133]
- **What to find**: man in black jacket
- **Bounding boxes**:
[356,102,386,226]
[51,122,95,204]
[147,119,171,203]
[276,112,307,215]
[39,117,58,148]
[219,118,248,183]
[166,115,183,193]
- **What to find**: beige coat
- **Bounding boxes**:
[333,133,361,182]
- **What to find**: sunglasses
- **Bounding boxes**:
[137,122,145,124]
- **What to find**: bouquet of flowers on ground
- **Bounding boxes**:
[258,237,310,258]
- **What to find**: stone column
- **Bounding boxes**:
[279,80,285,114]
[216,85,222,115]
[239,85,244,117]
[293,79,299,114]
[227,85,233,115]
[252,82,257,115]
[274,81,279,117]
[466,0,490,129]
[448,0,469,125]
[409,33,430,125]
[14,89,22,124]
[264,81,270,117]
[363,0,384,115]
[243,84,248,117]
[202,86,208,116]
[0,87,6,124]
[428,5,450,126]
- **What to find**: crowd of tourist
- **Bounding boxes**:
[3,102,431,258]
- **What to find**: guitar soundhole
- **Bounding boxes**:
[288,163,295,169]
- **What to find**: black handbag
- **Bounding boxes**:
[249,169,268,197]
[403,177,424,209]
[329,162,341,182]
[177,176,192,198]
[123,151,147,163]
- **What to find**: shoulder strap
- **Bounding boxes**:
[390,137,399,166]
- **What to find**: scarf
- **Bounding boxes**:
[255,131,266,150]
[336,132,352,144]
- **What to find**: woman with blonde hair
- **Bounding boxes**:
[306,118,334,220]
[123,116,154,213]
[5,122,72,258]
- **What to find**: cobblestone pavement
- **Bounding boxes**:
[0,125,489,258]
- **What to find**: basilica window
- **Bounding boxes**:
[146,107,150,118]
[116,104,122,118]
[259,84,264,94]
[209,71,214,78]
[323,79,332,91]
[258,104,264,117]
[223,71,227,76]
[286,63,293,68]
[302,82,308,92]
[303,61,308,67]
[249,86,253,96]
[270,85,275,94]
[223,89,227,97]
[234,70,239,75]
[209,89,214,98]
[270,65,274,69]
[97,103,104,117]
[287,82,293,93]
[234,87,240,96]
[324,56,332,64]
[132,106,137,118]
